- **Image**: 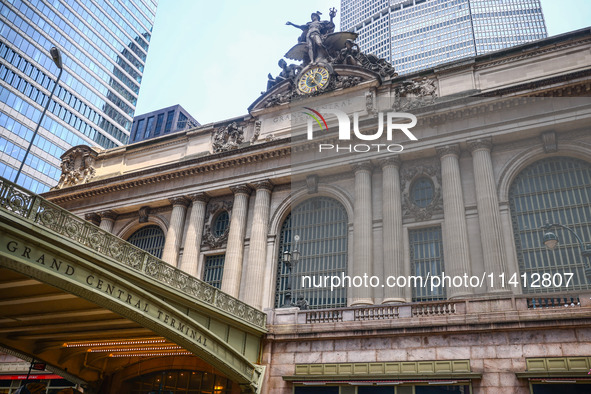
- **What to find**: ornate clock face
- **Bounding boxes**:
[297,66,330,94]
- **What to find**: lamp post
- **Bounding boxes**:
[282,235,308,309]
[541,221,591,280]
[13,47,63,186]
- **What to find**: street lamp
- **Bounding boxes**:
[282,235,308,309]
[13,46,63,185]
[541,221,591,280]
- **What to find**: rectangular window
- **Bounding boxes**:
[133,118,145,142]
[409,226,445,301]
[143,116,154,139]
[164,110,175,133]
[154,113,164,136]
[203,255,225,289]
[176,112,188,129]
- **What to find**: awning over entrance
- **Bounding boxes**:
[0,177,267,393]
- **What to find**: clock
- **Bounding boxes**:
[296,65,331,94]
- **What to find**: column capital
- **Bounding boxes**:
[85,213,101,226]
[253,180,274,192]
[378,156,401,168]
[351,161,373,174]
[436,144,461,159]
[188,192,210,203]
[230,184,252,195]
[169,196,191,207]
[98,210,117,221]
[467,137,493,153]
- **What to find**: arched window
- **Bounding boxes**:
[510,157,591,293]
[213,211,229,237]
[275,197,348,309]
[127,225,165,259]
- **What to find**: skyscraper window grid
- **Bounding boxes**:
[341,0,547,76]
[0,0,157,193]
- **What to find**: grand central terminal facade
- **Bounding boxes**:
[1,14,591,394]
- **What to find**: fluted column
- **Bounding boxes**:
[179,193,209,277]
[221,185,251,298]
[381,158,405,303]
[468,138,510,291]
[161,196,190,266]
[351,162,374,305]
[98,210,117,233]
[436,145,473,298]
[243,181,273,309]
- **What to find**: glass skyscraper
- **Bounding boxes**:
[341,0,547,75]
[0,0,157,193]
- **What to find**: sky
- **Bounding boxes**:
[134,0,591,125]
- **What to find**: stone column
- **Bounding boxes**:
[161,196,190,266]
[221,185,251,298]
[179,193,209,277]
[468,138,510,291]
[436,145,473,298]
[351,162,374,305]
[98,210,117,233]
[243,181,273,309]
[381,158,406,303]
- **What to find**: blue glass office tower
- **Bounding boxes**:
[341,0,547,75]
[0,0,157,193]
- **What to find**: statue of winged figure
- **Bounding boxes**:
[285,8,357,66]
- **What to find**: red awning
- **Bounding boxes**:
[0,374,63,380]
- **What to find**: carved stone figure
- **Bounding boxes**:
[267,59,301,90]
[393,77,438,111]
[52,146,98,190]
[336,39,361,66]
[286,9,337,64]
[211,122,245,153]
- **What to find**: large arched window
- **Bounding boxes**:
[275,197,348,309]
[127,225,166,259]
[510,157,591,293]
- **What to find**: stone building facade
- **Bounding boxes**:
[38,28,591,394]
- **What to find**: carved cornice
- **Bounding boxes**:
[169,196,191,207]
[84,213,101,226]
[188,192,210,204]
[230,184,252,195]
[435,144,461,159]
[98,210,118,221]
[351,161,373,173]
[253,180,274,192]
[43,141,290,204]
[467,137,493,153]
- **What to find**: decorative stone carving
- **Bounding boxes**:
[400,160,443,221]
[306,175,319,194]
[230,184,252,195]
[202,200,233,249]
[366,90,377,116]
[467,137,493,153]
[392,77,438,111]
[253,180,274,192]
[250,120,262,144]
[52,146,99,190]
[84,213,101,226]
[188,192,209,203]
[541,130,558,153]
[138,206,151,223]
[436,144,461,158]
[211,122,245,153]
[98,210,118,221]
[168,196,190,207]
[351,161,373,174]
